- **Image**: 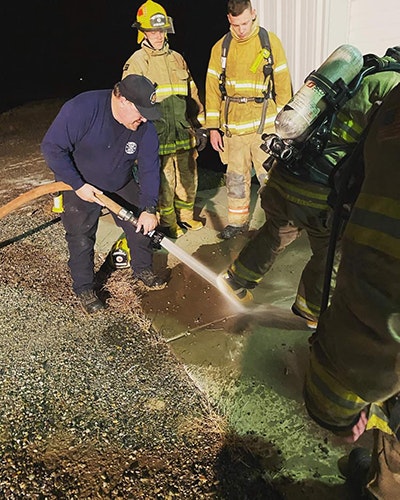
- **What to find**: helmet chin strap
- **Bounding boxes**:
[143,36,166,51]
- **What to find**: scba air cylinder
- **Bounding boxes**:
[275,44,364,140]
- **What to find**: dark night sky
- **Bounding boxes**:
[1,0,229,113]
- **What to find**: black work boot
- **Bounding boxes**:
[338,447,371,499]
[134,268,168,290]
[218,224,248,240]
[78,289,106,314]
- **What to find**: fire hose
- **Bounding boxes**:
[94,192,165,248]
[0,181,72,220]
[0,180,220,289]
[0,181,165,247]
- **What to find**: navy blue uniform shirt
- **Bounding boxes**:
[41,89,160,209]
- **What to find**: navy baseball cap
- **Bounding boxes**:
[119,74,161,121]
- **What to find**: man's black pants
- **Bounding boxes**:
[62,180,153,294]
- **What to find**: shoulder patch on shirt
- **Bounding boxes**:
[125,142,137,154]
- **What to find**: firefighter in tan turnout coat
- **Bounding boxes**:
[205,0,292,239]
[123,0,206,239]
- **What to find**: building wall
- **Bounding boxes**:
[347,0,400,56]
[253,0,398,92]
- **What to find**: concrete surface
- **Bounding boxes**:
[95,184,370,497]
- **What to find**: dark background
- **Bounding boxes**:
[1,0,229,113]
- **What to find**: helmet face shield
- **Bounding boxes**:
[132,14,175,33]
[146,13,175,33]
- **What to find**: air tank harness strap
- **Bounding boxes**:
[224,96,265,103]
[223,94,270,137]
[219,28,274,137]
[308,70,352,111]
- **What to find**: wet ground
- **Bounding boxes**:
[96,184,372,498]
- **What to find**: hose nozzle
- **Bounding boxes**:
[116,207,165,248]
[95,193,166,248]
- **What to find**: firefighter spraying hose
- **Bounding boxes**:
[94,191,246,312]
[0,182,246,312]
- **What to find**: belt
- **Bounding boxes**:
[223,95,270,137]
[224,96,266,103]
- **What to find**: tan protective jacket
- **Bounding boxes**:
[205,23,292,135]
[123,42,204,154]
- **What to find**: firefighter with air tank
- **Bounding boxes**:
[219,45,400,330]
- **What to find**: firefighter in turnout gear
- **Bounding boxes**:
[304,82,400,499]
[205,0,292,239]
[219,47,400,328]
[123,0,206,239]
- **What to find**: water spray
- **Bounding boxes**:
[95,193,247,313]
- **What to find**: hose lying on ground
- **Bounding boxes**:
[0,181,72,220]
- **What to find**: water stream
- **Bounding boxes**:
[160,237,247,314]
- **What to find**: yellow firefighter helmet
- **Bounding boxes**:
[133,0,175,44]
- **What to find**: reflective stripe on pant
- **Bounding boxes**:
[230,170,336,321]
[305,351,400,499]
[158,149,198,227]
[62,181,153,294]
[219,133,269,226]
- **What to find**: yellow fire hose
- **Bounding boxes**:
[0,182,246,311]
[0,181,165,247]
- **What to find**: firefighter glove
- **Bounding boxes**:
[194,128,208,152]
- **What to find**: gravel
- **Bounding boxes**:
[1,206,221,496]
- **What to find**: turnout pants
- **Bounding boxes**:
[367,430,400,499]
[158,149,198,227]
[62,180,153,295]
[231,170,338,322]
[218,133,269,226]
